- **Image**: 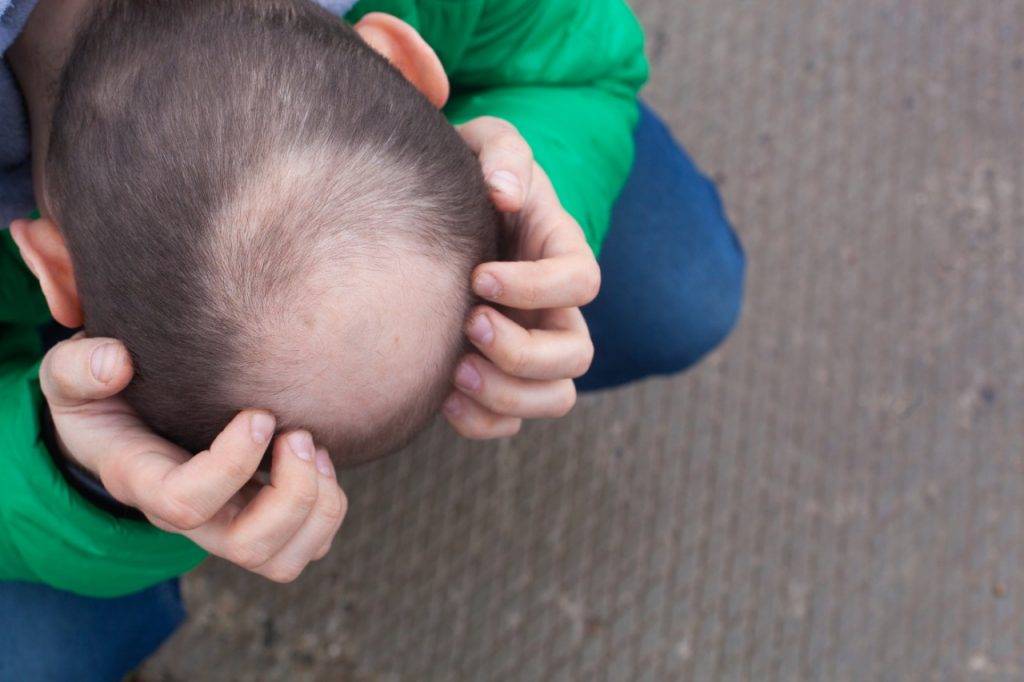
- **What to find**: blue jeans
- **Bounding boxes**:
[0,580,186,681]
[0,104,744,679]
[579,102,745,390]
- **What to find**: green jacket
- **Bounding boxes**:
[0,0,647,597]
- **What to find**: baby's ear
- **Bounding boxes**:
[9,217,83,328]
[353,12,449,109]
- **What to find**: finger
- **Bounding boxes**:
[39,336,133,408]
[465,306,594,381]
[120,411,276,530]
[258,449,348,582]
[214,431,321,571]
[509,162,592,257]
[157,494,247,544]
[453,355,578,419]
[472,251,601,309]
[442,392,523,440]
[147,484,255,535]
[313,449,346,560]
[457,117,534,212]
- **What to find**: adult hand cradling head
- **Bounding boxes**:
[9,0,597,581]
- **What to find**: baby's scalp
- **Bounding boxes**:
[46,0,498,463]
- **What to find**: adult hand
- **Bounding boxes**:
[447,117,600,439]
[40,334,347,583]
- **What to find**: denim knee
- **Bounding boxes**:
[644,206,746,375]
[579,105,748,391]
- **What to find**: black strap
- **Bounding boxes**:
[40,404,146,522]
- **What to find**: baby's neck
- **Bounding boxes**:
[7,0,93,215]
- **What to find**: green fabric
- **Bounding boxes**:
[0,231,206,596]
[0,0,647,597]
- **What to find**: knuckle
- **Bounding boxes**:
[572,340,596,378]
[319,491,347,525]
[96,456,136,503]
[451,405,519,440]
[263,564,303,584]
[493,130,529,159]
[314,542,333,561]
[217,453,255,482]
[552,382,578,417]
[506,346,532,377]
[219,456,250,483]
[44,358,76,398]
[492,390,522,416]
[566,262,600,305]
[160,494,207,531]
[581,265,602,303]
[454,421,489,440]
[452,415,494,441]
[225,539,270,570]
[489,412,519,437]
[291,485,320,514]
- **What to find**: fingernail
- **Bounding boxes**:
[315,449,334,478]
[487,170,521,200]
[455,361,483,392]
[250,412,275,444]
[288,432,315,461]
[473,273,502,299]
[443,394,464,417]
[90,343,121,383]
[467,314,495,345]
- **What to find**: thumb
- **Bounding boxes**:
[40,334,134,408]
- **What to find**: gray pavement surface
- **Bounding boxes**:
[141,1,1024,680]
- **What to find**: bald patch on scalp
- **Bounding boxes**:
[201,148,478,462]
[47,0,498,463]
[242,251,466,464]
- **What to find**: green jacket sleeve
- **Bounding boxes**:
[0,232,206,597]
[444,0,648,254]
[348,0,649,254]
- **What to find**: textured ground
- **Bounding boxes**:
[142,1,1024,680]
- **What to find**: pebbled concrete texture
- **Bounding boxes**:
[142,1,1024,680]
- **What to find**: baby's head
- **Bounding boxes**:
[31,0,498,464]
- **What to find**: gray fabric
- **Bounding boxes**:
[0,0,39,226]
[317,0,360,16]
[0,0,361,225]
